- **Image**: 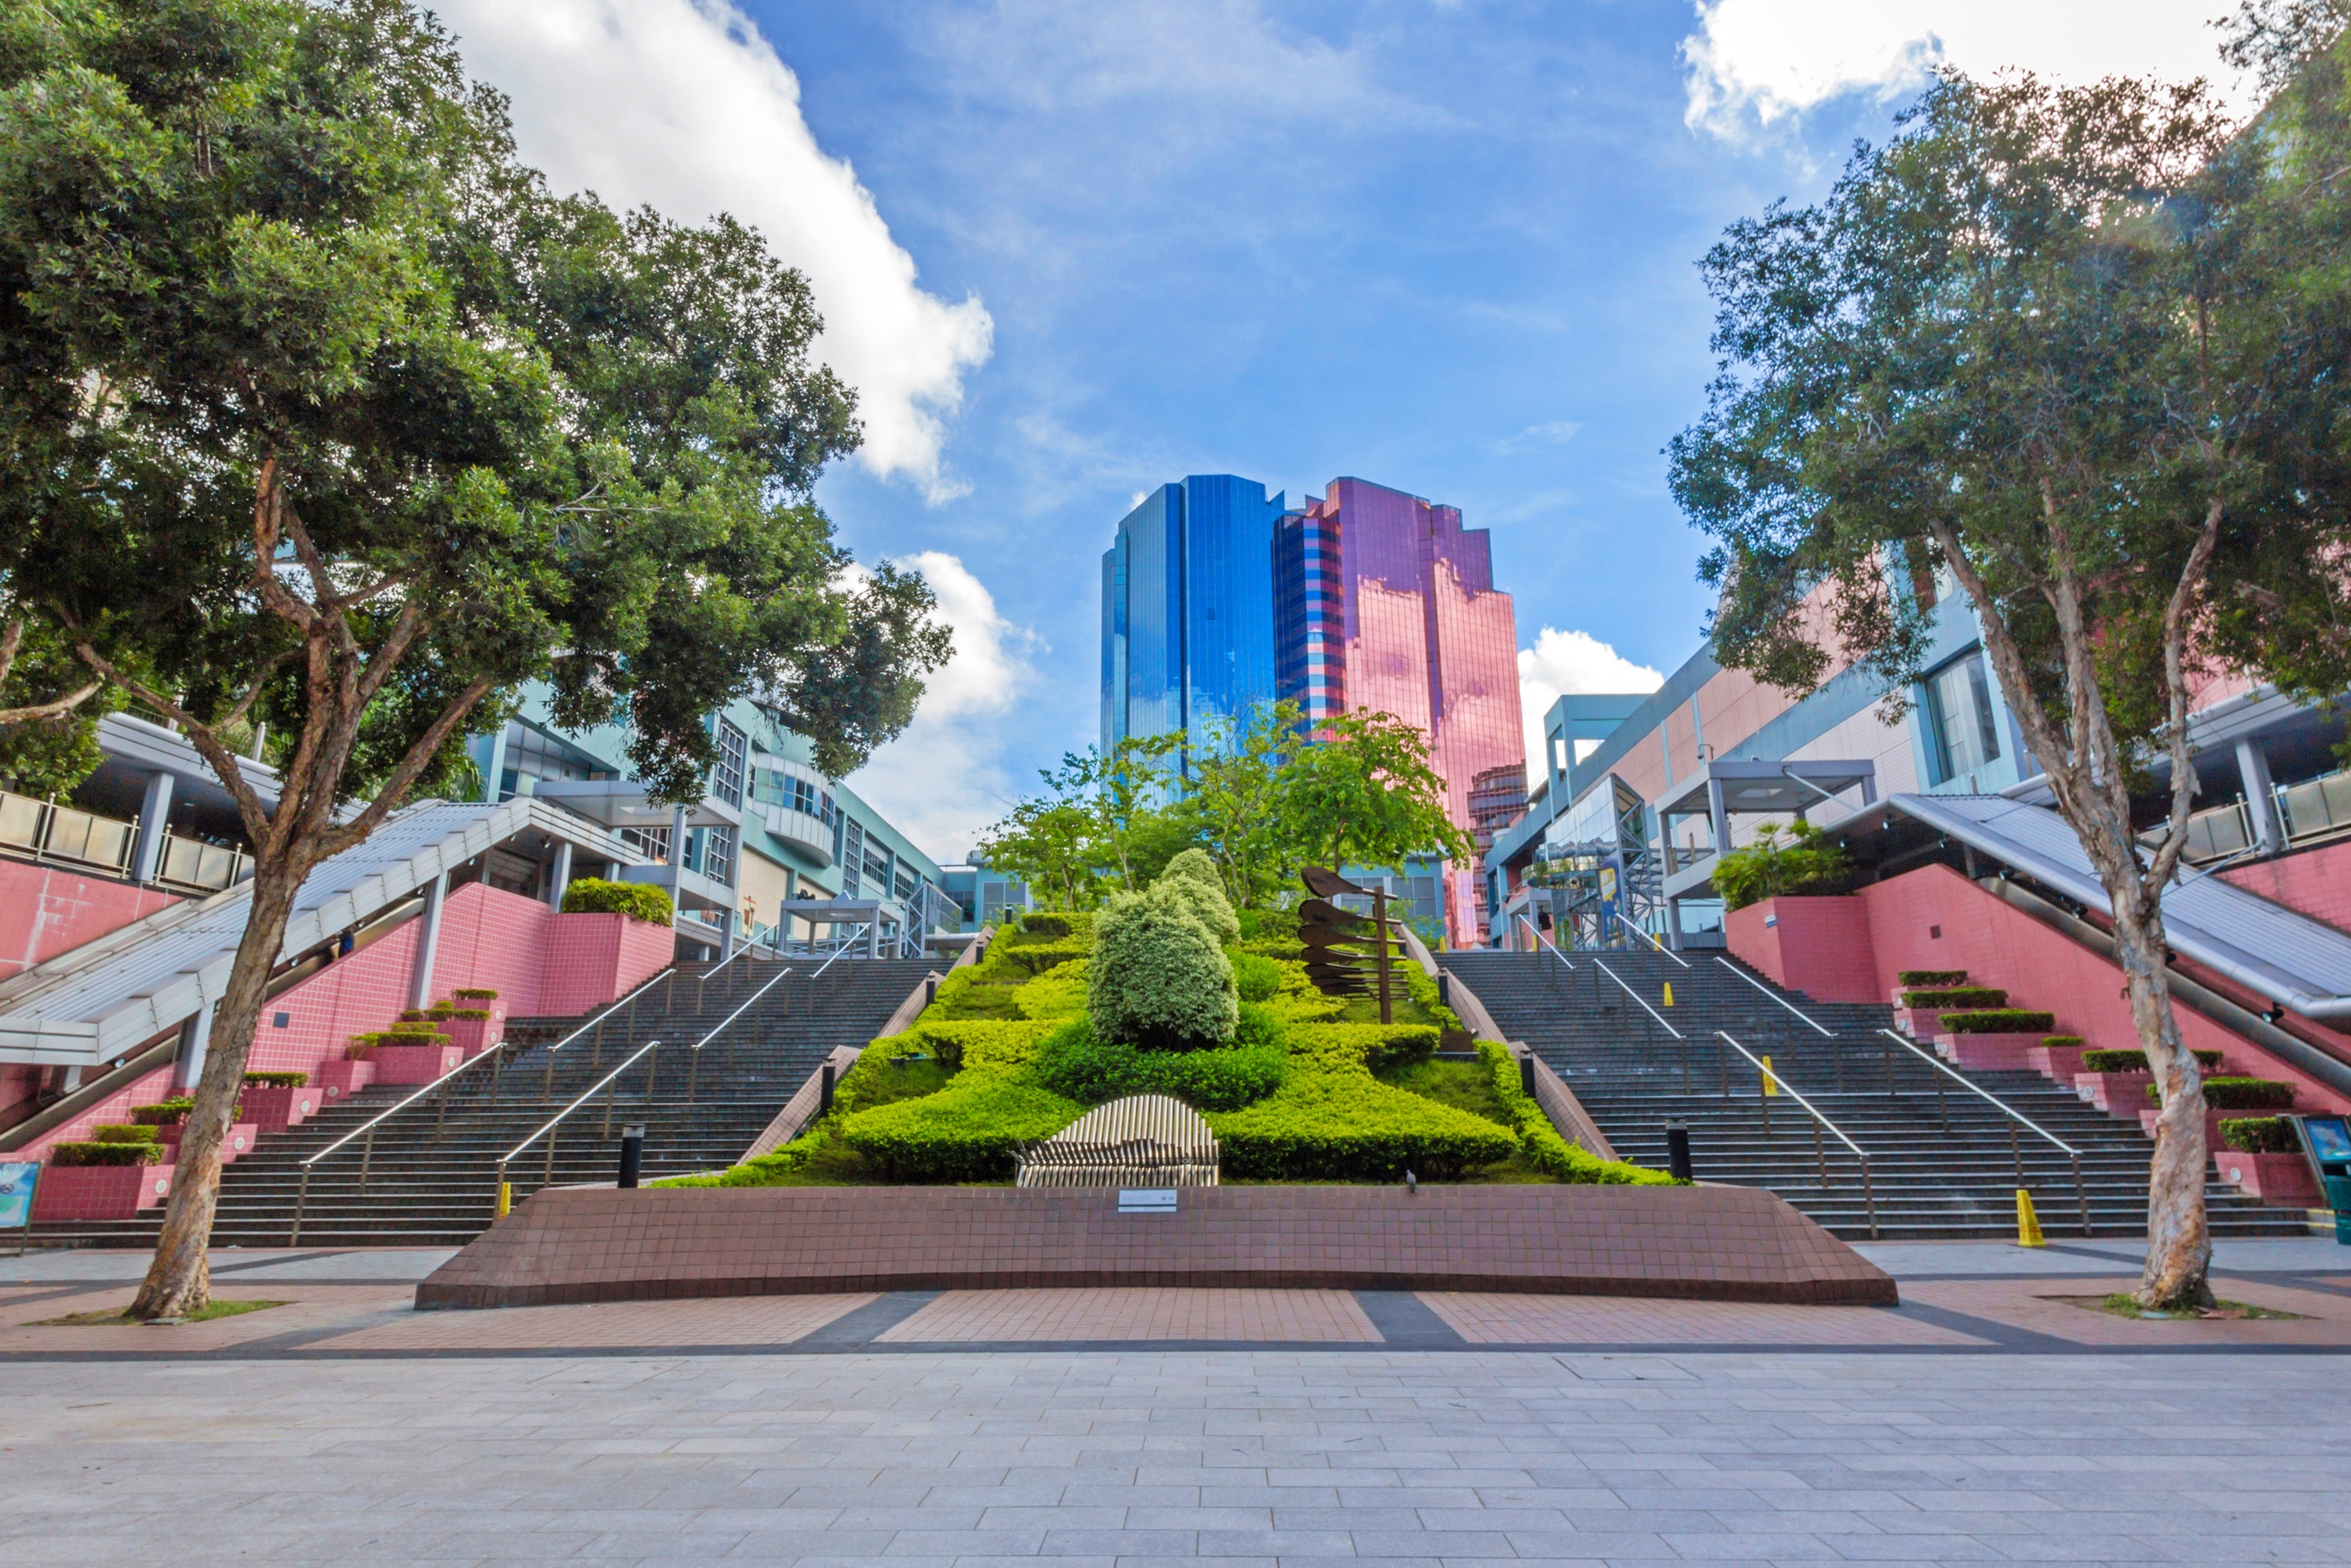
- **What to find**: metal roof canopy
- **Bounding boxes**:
[1659,758,1877,822]
[0,798,646,1066]
[1890,792,2351,1023]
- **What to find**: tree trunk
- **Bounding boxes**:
[129,852,309,1319]
[2108,891,2215,1311]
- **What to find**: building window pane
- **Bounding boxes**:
[712,721,746,807]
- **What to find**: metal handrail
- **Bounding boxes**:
[1592,955,1684,1040]
[288,965,681,1241]
[1713,956,1834,1038]
[802,923,869,985]
[1614,911,1689,968]
[497,1036,664,1194]
[1511,911,1576,970]
[1718,1029,1878,1238]
[1878,1027,2090,1235]
[677,964,793,1100]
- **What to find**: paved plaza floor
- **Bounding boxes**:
[3,1238,2350,1564]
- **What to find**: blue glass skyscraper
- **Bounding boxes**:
[1100,475,1286,764]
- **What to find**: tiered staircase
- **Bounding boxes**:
[1444,946,2309,1240]
[30,956,936,1247]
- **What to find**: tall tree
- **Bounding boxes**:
[1275,710,1471,876]
[1181,701,1309,908]
[0,0,947,1318]
[1668,61,2351,1309]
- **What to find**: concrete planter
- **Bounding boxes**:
[2137,1105,2292,1147]
[1935,1031,2047,1071]
[238,1084,321,1135]
[2076,1070,2154,1115]
[313,1058,377,1102]
[154,1120,259,1164]
[2213,1148,2324,1206]
[368,1043,461,1084]
[2024,1040,2093,1085]
[32,1162,173,1221]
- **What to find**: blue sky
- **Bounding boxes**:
[435,1,2252,858]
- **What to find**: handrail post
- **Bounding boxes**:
[1758,1064,1771,1135]
[490,1043,504,1099]
[494,1158,510,1222]
[687,1046,698,1104]
[359,1129,374,1192]
[1862,1157,1879,1239]
[644,1041,659,1098]
[543,1046,555,1098]
[2072,1151,2089,1235]
[545,1123,557,1188]
[1812,1116,1827,1186]
[291,1165,309,1246]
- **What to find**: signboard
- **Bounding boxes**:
[2305,1117,2351,1167]
[1117,1188,1178,1214]
[0,1162,38,1229]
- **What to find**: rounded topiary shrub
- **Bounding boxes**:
[1154,848,1240,944]
[1087,884,1239,1051]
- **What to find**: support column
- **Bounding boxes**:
[718,907,738,960]
[546,840,574,911]
[1706,779,1731,865]
[132,771,174,884]
[2238,737,2284,857]
[174,1004,214,1092]
[409,871,449,1011]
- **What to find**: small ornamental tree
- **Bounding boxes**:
[1154,848,1241,944]
[0,0,948,1318]
[1274,710,1473,874]
[1087,883,1239,1052]
[1666,57,2351,1308]
[1710,822,1850,911]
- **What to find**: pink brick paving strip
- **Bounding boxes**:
[415,1182,1898,1310]
[1420,1290,1989,1346]
[876,1288,1381,1342]
[309,1291,879,1352]
[1900,1275,2351,1347]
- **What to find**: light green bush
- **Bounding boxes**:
[1477,1041,1679,1185]
[835,1076,1085,1182]
[1156,848,1241,943]
[1087,885,1239,1050]
[1034,1016,1287,1110]
[561,877,675,926]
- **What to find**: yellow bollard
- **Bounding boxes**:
[1662,981,1675,1008]
[496,1182,511,1220]
[2015,1188,2046,1247]
[1759,1053,1779,1096]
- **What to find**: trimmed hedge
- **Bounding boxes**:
[2081,1047,2224,1074]
[346,1030,450,1058]
[91,1123,158,1144]
[451,987,498,1000]
[996,939,1090,977]
[50,1140,159,1167]
[1019,910,1098,940]
[561,877,675,926]
[1900,987,2007,1009]
[130,1098,194,1126]
[834,1076,1085,1182]
[2148,1076,2296,1110]
[1897,969,1968,987]
[2220,1116,2298,1154]
[1087,884,1238,1050]
[1034,1017,1286,1111]
[242,1070,309,1088]
[1478,1041,1679,1186]
[2042,1035,2085,1049]
[1939,1010,2056,1034]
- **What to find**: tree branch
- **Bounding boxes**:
[2146,497,2227,889]
[0,681,103,728]
[247,457,321,637]
[71,642,272,843]
[312,675,495,858]
[0,616,21,693]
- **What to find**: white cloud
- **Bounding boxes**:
[1489,419,1582,456]
[842,552,1043,862]
[1517,628,1664,779]
[1682,1,2255,139]
[435,0,993,500]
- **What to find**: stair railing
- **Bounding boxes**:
[495,1036,666,1213]
[286,965,681,1243]
[1711,956,1834,1038]
[1877,1028,2090,1236]
[1511,912,1576,970]
[682,964,793,1099]
[1717,1029,1878,1239]
[1592,953,1698,1091]
[1613,911,1690,968]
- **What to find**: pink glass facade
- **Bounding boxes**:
[1276,477,1526,944]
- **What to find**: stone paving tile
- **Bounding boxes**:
[0,1282,409,1351]
[308,1290,878,1350]
[879,1288,1382,1342]
[1899,1275,2351,1346]
[1417,1293,1988,1346]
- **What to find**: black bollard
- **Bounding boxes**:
[1665,1118,1693,1182]
[1519,1052,1536,1099]
[617,1123,645,1189]
[820,1062,836,1117]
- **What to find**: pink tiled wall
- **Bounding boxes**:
[1725,896,1881,1005]
[15,883,675,1161]
[2218,840,2351,938]
[1847,864,2350,1111]
[0,859,180,981]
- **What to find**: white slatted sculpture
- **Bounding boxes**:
[1016,1093,1220,1188]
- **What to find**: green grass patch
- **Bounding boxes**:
[1375,1057,1515,1127]
[2071,1293,2306,1322]
[38,1299,286,1326]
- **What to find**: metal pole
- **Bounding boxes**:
[1937,1074,1948,1132]
[644,1042,659,1097]
[687,1048,699,1104]
[359,1129,374,1192]
[291,1166,309,1246]
[490,1045,504,1099]
[1812,1116,1828,1186]
[545,1125,557,1188]
[1759,1064,1771,1136]
[495,1159,510,1221]
[434,1080,449,1138]
[1373,887,1392,1026]
[1862,1157,1879,1239]
[1884,1041,1896,1096]
[2073,1151,2090,1235]
[543,1048,555,1098]
[1718,1036,1728,1096]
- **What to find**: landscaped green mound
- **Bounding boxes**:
[664,875,1676,1190]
